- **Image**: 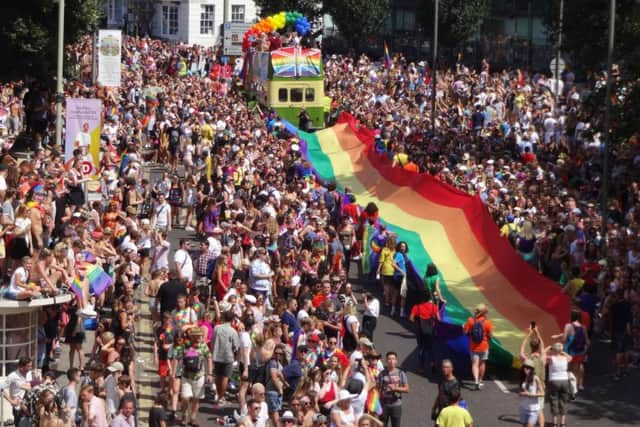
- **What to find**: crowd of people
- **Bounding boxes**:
[0,30,636,427]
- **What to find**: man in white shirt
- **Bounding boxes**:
[207,227,223,258]
[153,194,171,233]
[249,248,273,296]
[151,230,171,273]
[3,357,33,425]
[174,239,194,283]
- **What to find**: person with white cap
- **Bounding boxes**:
[463,303,494,390]
[104,361,125,419]
[544,342,572,427]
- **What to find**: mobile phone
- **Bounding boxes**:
[530,321,536,329]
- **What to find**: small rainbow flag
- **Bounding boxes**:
[384,41,392,69]
[71,277,84,300]
[86,264,114,297]
[365,387,383,416]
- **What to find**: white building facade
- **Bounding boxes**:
[104,0,258,47]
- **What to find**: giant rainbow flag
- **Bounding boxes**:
[294,113,570,367]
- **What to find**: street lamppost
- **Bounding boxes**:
[55,0,65,148]
[431,0,438,134]
[554,0,564,110]
[601,0,616,242]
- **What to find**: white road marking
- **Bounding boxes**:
[494,380,510,393]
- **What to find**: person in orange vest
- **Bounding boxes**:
[403,161,419,173]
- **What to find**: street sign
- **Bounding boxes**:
[549,57,566,76]
[223,22,253,56]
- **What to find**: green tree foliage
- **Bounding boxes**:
[324,0,391,47]
[0,0,102,81]
[254,0,324,23]
[547,0,640,74]
[419,0,489,47]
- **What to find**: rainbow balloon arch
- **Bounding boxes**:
[242,11,312,52]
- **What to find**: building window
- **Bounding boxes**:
[278,88,288,102]
[106,0,116,23]
[231,5,245,23]
[161,4,179,36]
[395,9,415,31]
[290,88,303,103]
[305,88,315,102]
[200,4,215,34]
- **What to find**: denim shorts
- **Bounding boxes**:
[265,390,282,413]
[471,351,489,361]
[519,407,539,425]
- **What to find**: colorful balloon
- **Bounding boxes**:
[243,10,312,52]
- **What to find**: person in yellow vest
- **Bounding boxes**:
[392,145,409,168]
[178,59,188,77]
[233,161,245,187]
[200,119,213,142]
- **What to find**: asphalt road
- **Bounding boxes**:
[137,165,640,426]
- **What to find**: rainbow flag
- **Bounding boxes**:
[271,47,321,78]
[293,113,570,367]
[85,264,114,297]
[71,277,84,300]
[383,41,392,69]
[365,383,383,415]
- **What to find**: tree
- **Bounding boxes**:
[0,0,101,81]
[253,0,324,23]
[419,0,489,48]
[546,0,640,74]
[323,0,391,49]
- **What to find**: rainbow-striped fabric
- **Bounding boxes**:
[271,47,321,78]
[295,113,570,366]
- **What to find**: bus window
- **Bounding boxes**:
[290,88,303,102]
[305,88,315,102]
[278,88,288,102]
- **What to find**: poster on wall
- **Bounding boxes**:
[65,98,102,177]
[97,29,122,87]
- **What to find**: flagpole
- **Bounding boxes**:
[431,0,439,134]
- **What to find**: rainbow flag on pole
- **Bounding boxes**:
[383,41,392,69]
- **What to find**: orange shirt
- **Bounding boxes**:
[463,315,493,353]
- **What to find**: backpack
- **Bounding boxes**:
[183,348,202,374]
[470,318,485,344]
[205,256,217,278]
[418,303,437,336]
[568,325,586,354]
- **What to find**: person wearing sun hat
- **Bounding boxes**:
[463,303,494,390]
[327,389,357,426]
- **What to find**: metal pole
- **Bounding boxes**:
[431,0,438,134]
[555,0,564,110]
[601,0,615,242]
[527,0,533,69]
[55,0,65,148]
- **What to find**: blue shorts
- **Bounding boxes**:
[519,407,539,425]
[265,390,282,413]
[2,288,19,300]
